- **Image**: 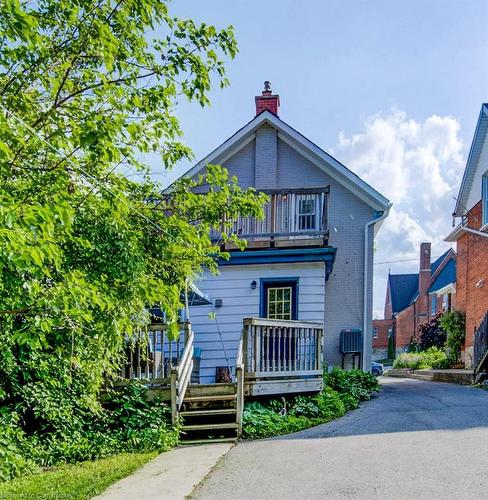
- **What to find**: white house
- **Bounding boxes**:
[179,83,391,387]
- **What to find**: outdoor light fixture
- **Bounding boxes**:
[250,280,257,290]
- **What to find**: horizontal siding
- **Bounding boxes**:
[190,262,325,384]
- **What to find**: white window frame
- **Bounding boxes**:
[296,194,317,231]
[267,286,293,320]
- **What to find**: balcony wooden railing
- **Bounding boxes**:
[242,317,323,378]
[212,187,329,241]
[120,322,192,381]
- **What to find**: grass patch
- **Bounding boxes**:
[0,452,157,500]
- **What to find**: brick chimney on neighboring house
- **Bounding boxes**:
[417,242,432,320]
[255,81,280,116]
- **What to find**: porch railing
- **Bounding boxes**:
[120,322,192,382]
[211,188,329,241]
[474,311,488,373]
[242,317,323,377]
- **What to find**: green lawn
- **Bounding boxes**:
[0,452,157,500]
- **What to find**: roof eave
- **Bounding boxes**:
[170,110,390,211]
[454,103,488,217]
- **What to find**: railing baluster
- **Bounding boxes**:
[277,327,282,371]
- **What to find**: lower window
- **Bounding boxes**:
[261,279,298,320]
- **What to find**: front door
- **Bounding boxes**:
[261,279,298,367]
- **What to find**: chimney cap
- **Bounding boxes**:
[255,82,280,116]
[264,80,271,92]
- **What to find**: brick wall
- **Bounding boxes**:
[372,319,392,349]
[456,201,488,365]
[395,304,416,351]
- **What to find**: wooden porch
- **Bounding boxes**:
[241,317,324,396]
[115,317,324,441]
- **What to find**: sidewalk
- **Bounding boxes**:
[96,443,233,500]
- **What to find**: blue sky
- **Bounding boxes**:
[157,0,488,315]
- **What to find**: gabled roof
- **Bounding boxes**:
[454,103,488,217]
[180,110,390,211]
[430,249,452,276]
[388,273,418,314]
[428,259,456,293]
[389,249,456,313]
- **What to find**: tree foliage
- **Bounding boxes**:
[439,311,465,364]
[418,314,446,351]
[0,0,265,440]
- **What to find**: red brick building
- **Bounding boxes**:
[372,319,393,360]
[446,103,488,369]
[374,242,456,355]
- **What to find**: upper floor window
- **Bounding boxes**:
[482,173,488,226]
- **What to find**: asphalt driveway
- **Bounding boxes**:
[192,377,488,500]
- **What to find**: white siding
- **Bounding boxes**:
[190,262,326,384]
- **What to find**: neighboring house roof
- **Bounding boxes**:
[428,259,456,294]
[389,249,456,314]
[430,249,452,276]
[454,103,488,217]
[177,110,390,211]
[388,273,418,314]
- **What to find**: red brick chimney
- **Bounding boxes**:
[417,242,432,317]
[255,81,280,116]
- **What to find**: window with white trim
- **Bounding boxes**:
[267,286,292,320]
[482,173,488,226]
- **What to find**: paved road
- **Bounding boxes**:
[192,378,488,500]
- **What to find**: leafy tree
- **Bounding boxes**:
[0,0,265,435]
[418,314,446,351]
[439,311,465,365]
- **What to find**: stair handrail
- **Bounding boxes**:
[170,323,194,425]
[235,328,246,436]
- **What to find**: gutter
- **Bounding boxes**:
[362,203,392,371]
[445,222,488,242]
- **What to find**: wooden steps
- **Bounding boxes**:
[182,394,236,404]
[178,383,239,444]
[181,423,238,432]
[180,408,236,417]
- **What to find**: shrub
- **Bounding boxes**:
[242,368,379,439]
[393,347,449,370]
[418,315,446,350]
[439,311,466,365]
[0,381,178,481]
[387,334,395,359]
[324,368,380,401]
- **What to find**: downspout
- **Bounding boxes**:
[362,204,392,370]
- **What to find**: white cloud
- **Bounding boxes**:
[334,109,465,317]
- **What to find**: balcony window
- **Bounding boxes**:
[297,196,316,230]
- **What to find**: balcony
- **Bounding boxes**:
[212,187,329,249]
